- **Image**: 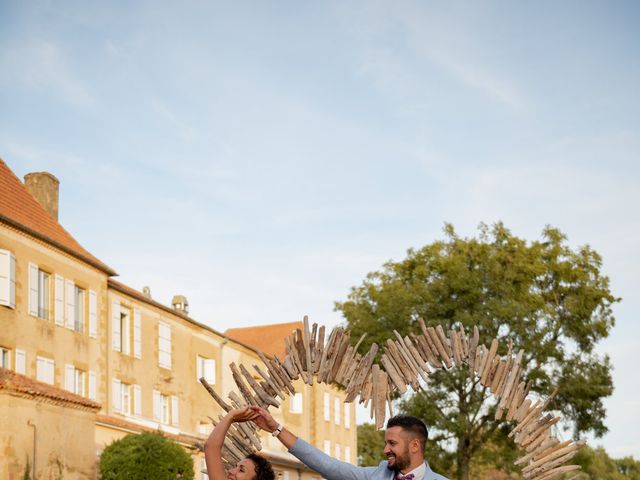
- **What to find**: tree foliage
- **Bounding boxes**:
[357,423,385,466]
[337,223,618,480]
[100,431,194,480]
[571,446,640,479]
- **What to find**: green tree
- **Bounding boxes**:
[336,223,618,480]
[571,446,640,479]
[357,423,385,466]
[100,431,194,480]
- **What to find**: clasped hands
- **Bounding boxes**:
[226,405,279,433]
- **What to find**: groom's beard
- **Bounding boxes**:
[386,447,411,472]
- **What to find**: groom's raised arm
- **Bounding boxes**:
[251,406,378,480]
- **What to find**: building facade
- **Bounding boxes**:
[0,158,356,480]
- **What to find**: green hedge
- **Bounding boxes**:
[100,431,194,480]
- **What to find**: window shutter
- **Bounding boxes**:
[153,390,161,421]
[46,358,54,384]
[171,395,179,426]
[112,378,122,412]
[36,356,45,382]
[122,309,130,355]
[324,392,330,421]
[196,355,202,380]
[344,402,351,428]
[65,364,75,391]
[88,290,97,338]
[133,384,141,415]
[54,275,64,325]
[0,249,16,308]
[15,349,26,374]
[89,371,97,400]
[112,300,121,351]
[133,309,142,359]
[65,279,75,329]
[204,359,215,384]
[28,263,38,316]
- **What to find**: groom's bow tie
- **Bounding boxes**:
[396,474,414,480]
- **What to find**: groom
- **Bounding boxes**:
[250,407,448,480]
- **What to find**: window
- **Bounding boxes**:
[0,346,9,368]
[344,402,351,428]
[197,355,216,384]
[113,379,140,415]
[335,443,341,460]
[198,422,213,436]
[153,390,177,425]
[29,263,50,319]
[112,301,132,353]
[158,322,171,369]
[0,249,16,308]
[289,392,303,413]
[323,440,331,455]
[133,309,142,358]
[323,392,330,421]
[36,356,55,384]
[334,397,341,425]
[74,286,85,333]
[345,446,351,463]
[65,364,86,396]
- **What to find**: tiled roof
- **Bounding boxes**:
[0,367,101,411]
[225,321,303,358]
[0,158,116,275]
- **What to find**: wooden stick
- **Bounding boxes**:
[380,353,407,394]
[436,325,453,358]
[303,316,313,384]
[328,331,352,383]
[239,364,279,407]
[345,343,379,402]
[480,339,499,385]
[428,326,452,369]
[199,377,232,412]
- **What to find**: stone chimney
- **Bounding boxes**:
[24,172,60,220]
[172,295,189,314]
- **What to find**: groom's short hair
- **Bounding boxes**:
[386,415,428,451]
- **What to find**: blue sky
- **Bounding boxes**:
[1,0,639,459]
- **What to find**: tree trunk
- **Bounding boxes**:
[456,437,472,480]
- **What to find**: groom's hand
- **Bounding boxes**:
[249,406,279,432]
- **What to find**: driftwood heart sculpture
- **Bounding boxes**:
[200,316,585,480]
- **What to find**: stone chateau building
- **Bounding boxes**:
[0,158,356,479]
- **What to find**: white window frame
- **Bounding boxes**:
[290,392,303,414]
[334,397,341,425]
[158,321,171,369]
[335,443,341,460]
[196,355,216,384]
[65,278,75,329]
[323,440,331,455]
[74,285,85,333]
[65,364,85,395]
[112,300,121,351]
[36,356,54,384]
[120,308,131,355]
[0,346,10,369]
[345,446,351,463]
[0,249,16,308]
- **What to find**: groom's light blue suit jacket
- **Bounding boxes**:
[289,439,448,480]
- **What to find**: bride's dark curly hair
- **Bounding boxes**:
[245,453,275,480]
